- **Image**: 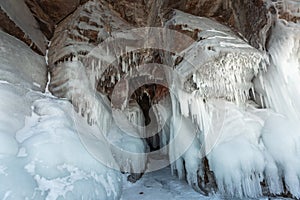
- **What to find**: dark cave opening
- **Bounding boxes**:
[133,84,169,151]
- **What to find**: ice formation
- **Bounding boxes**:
[162,10,300,200]
[255,20,300,121]
[166,10,263,104]
[108,101,148,175]
[1,0,300,199]
[0,0,47,53]
[0,30,122,200]
[46,7,300,199]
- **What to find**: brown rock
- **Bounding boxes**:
[24,0,55,39]
[108,0,273,49]
[0,6,44,55]
[108,0,150,27]
[165,0,272,50]
[37,0,80,24]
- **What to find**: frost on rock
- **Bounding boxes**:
[274,0,300,22]
[48,0,134,124]
[162,12,267,196]
[48,0,133,65]
[3,1,299,199]
[168,87,267,197]
[50,61,112,127]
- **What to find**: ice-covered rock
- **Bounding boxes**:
[17,98,122,200]
[0,0,47,54]
[0,30,47,91]
[166,10,263,104]
[108,101,148,175]
[0,28,123,199]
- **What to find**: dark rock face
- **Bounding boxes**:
[0,2,46,55]
[0,0,89,53]
[165,0,273,50]
[35,0,80,24]
[0,9,39,52]
[230,0,275,50]
[2,0,298,56]
[0,0,276,55]
[107,0,150,27]
[108,0,273,49]
[24,0,55,39]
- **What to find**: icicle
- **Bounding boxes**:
[111,74,115,84]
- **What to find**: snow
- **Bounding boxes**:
[0,94,123,200]
[120,167,219,200]
[120,166,288,200]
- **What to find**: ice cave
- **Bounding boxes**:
[0,0,300,199]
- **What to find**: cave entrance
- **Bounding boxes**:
[133,84,169,151]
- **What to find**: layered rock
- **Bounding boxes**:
[24,0,55,40]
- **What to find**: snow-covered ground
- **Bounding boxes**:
[121,166,215,200]
[121,166,291,200]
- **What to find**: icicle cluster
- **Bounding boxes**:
[161,9,300,199]
[108,100,148,174]
[186,52,261,104]
[255,20,300,121]
[167,10,262,104]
